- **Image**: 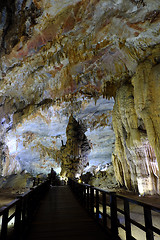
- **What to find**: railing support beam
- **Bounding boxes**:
[110,193,118,239]
[102,192,107,228]
[144,206,154,240]
[96,190,99,222]
[124,199,132,240]
[90,187,94,216]
[1,209,8,240]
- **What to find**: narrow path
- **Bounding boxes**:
[25,186,110,240]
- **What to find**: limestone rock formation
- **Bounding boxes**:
[112,61,160,195]
[60,115,91,178]
[82,164,118,191]
[0,0,160,194]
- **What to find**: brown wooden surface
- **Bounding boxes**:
[25,186,110,240]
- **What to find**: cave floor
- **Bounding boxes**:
[24,186,110,240]
[116,191,160,209]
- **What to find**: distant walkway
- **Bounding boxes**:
[25,186,109,240]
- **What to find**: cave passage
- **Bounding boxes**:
[25,186,109,240]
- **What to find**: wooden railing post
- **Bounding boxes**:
[83,185,86,207]
[33,178,36,187]
[102,192,107,228]
[144,206,154,240]
[90,186,94,216]
[1,208,8,240]
[124,198,132,239]
[96,190,99,221]
[110,193,118,239]
[21,197,27,230]
[87,186,89,210]
[79,184,83,204]
[14,198,22,239]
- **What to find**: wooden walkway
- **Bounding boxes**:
[25,186,110,240]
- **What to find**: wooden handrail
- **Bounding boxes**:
[0,179,50,240]
[68,178,160,240]
[0,199,20,215]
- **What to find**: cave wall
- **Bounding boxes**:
[112,60,160,195]
[0,0,160,194]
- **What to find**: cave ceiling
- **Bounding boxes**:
[0,0,160,178]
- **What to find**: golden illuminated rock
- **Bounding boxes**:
[0,0,160,194]
[112,61,160,194]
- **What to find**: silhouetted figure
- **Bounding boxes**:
[50,168,56,186]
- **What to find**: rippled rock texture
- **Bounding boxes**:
[112,61,160,195]
[0,0,160,194]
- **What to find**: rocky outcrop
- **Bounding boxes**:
[112,60,160,195]
[0,0,160,194]
[1,0,160,130]
[60,115,91,178]
[87,165,118,191]
[0,142,20,176]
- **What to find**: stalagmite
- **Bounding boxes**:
[0,0,160,195]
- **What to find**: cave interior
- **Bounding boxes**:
[0,0,160,197]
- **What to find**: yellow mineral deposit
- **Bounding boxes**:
[0,0,160,197]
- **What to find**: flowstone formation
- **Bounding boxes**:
[0,142,21,176]
[112,60,160,195]
[0,0,160,195]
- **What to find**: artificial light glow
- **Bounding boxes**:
[78,179,82,183]
[137,176,155,195]
[60,176,68,182]
[137,178,144,196]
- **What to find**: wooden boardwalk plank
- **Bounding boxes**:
[25,186,110,240]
